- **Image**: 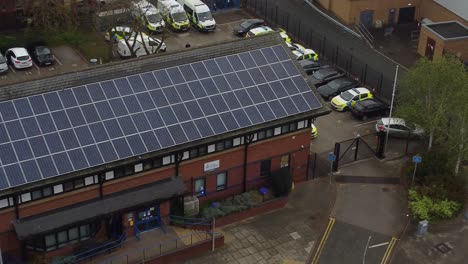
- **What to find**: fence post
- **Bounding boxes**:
[275,5,278,25]
[211,217,216,251]
[298,20,301,40]
[376,131,386,159]
[142,249,146,263]
[354,137,360,161]
[265,0,268,21]
[312,152,317,179]
[333,142,340,172]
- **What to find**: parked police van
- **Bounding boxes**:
[131,0,165,33]
[177,0,216,32]
[157,0,190,31]
[117,34,167,58]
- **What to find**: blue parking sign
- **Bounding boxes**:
[328,152,336,162]
[412,155,422,164]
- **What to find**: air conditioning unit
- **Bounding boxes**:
[184,195,199,216]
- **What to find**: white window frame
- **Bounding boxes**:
[297,120,305,129]
[162,155,172,165]
[53,184,64,194]
[134,163,143,172]
[21,192,32,203]
[182,151,189,160]
[105,171,115,180]
[274,127,282,135]
[84,176,95,186]
[207,144,215,153]
[0,198,9,208]
[216,172,227,191]
[233,137,242,146]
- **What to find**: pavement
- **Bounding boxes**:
[183,177,336,264]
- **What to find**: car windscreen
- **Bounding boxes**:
[340,91,354,101]
[240,21,253,29]
[36,47,51,55]
[172,12,187,22]
[198,11,212,21]
[328,80,341,89]
[312,70,329,80]
[354,102,365,111]
[147,13,162,23]
[17,55,30,61]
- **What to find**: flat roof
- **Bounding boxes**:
[425,21,468,40]
[0,35,327,193]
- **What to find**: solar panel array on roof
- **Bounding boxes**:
[0,45,321,190]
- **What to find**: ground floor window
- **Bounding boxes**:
[260,159,271,177]
[216,172,227,191]
[25,222,100,252]
[195,178,206,197]
[280,154,290,168]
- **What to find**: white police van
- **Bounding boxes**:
[177,0,216,32]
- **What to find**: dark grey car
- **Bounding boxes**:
[317,77,358,100]
[309,67,345,86]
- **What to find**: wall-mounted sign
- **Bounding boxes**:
[204,160,220,172]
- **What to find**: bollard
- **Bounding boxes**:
[416,220,428,236]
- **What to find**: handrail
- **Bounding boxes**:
[358,23,374,43]
[62,232,126,263]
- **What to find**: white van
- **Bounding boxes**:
[132,0,165,33]
[117,35,167,58]
[177,0,216,32]
[158,0,190,31]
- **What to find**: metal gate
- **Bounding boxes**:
[332,132,385,171]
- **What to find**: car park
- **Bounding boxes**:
[0,52,8,74]
[179,0,216,32]
[132,0,165,33]
[309,67,345,86]
[233,19,265,37]
[300,60,327,75]
[316,77,358,100]
[330,87,373,111]
[350,99,389,120]
[375,118,424,138]
[31,46,55,66]
[6,48,33,69]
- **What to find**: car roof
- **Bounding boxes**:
[358,99,381,107]
[318,67,338,74]
[249,26,273,35]
[300,60,320,67]
[380,118,405,126]
[332,77,352,84]
[113,26,132,32]
[351,87,371,94]
[243,19,264,23]
[8,47,29,56]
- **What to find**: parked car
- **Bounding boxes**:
[317,77,358,100]
[309,67,345,86]
[233,19,265,37]
[105,26,145,42]
[6,48,33,69]
[350,99,389,120]
[330,87,373,111]
[245,26,274,38]
[299,60,325,75]
[117,35,166,58]
[286,43,319,61]
[31,46,55,66]
[0,52,8,74]
[375,118,424,138]
[277,28,291,43]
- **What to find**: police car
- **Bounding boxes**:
[287,42,319,61]
[246,26,292,44]
[330,87,373,111]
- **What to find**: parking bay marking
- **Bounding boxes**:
[53,55,63,66]
[8,66,16,73]
[353,120,378,127]
[368,242,389,249]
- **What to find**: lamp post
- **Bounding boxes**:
[384,65,399,155]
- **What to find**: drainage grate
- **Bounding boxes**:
[434,242,452,254]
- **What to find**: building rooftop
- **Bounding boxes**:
[425,21,468,40]
[0,34,327,193]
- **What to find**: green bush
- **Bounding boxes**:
[408,189,462,221]
[201,207,225,219]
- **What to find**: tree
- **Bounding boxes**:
[396,56,468,173]
[20,0,78,31]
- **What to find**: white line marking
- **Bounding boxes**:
[9,66,16,72]
[54,55,63,66]
[353,120,378,127]
[368,242,389,249]
[362,236,372,264]
[33,62,39,70]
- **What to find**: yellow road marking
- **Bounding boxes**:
[380,236,398,264]
[311,218,336,264]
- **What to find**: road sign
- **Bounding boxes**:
[328,152,336,162]
[412,155,422,163]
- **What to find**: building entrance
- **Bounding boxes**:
[134,205,161,234]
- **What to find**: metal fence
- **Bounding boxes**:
[243,0,408,104]
[332,132,385,170]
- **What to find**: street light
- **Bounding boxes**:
[384,65,399,155]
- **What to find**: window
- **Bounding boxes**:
[0,198,9,208]
[45,234,57,251]
[84,176,95,186]
[190,148,198,158]
[266,128,274,138]
[251,133,257,141]
[74,178,84,189]
[21,192,31,203]
[114,168,125,178]
[280,154,290,168]
[57,230,68,247]
[260,159,271,177]
[257,130,266,140]
[134,163,143,173]
[124,166,134,176]
[182,151,189,160]
[143,160,153,170]
[289,122,297,131]
[216,172,227,191]
[281,124,290,133]
[153,158,162,168]
[31,190,42,200]
[208,144,215,153]
[274,127,281,136]
[198,145,207,155]
[80,224,90,240]
[43,186,52,197]
[297,120,305,129]
[224,139,232,149]
[63,181,74,192]
[216,141,225,151]
[68,227,79,242]
[162,155,173,165]
[195,178,206,197]
[105,171,115,180]
[53,184,63,194]
[233,137,242,146]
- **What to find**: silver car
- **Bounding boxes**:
[375,118,424,138]
[0,52,8,74]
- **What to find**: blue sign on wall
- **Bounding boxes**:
[412,155,422,164]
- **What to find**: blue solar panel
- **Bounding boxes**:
[44,133,65,153]
[0,45,323,190]
[14,98,34,118]
[6,120,26,141]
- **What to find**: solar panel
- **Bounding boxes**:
[0,45,322,190]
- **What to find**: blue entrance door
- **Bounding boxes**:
[134,205,161,234]
[360,10,374,28]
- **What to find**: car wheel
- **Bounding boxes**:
[362,115,368,121]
